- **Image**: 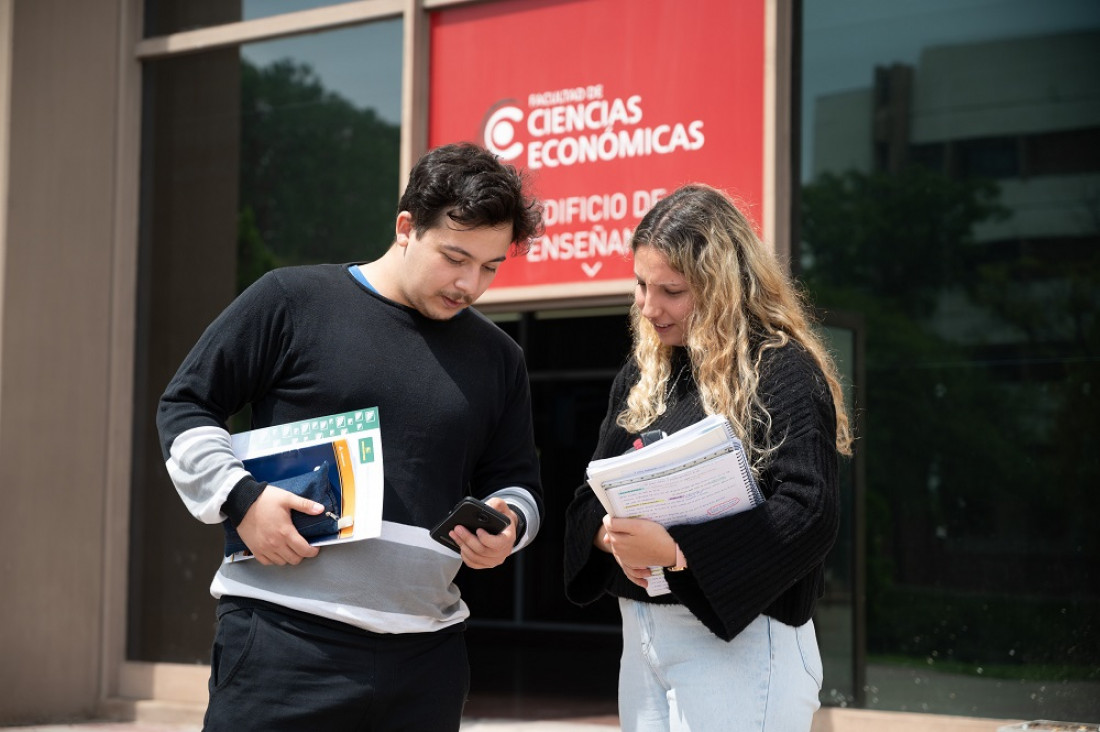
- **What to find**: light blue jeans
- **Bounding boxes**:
[618,599,822,732]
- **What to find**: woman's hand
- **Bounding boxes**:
[602,515,678,588]
[593,520,612,553]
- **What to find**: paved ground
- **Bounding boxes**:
[1,721,617,732]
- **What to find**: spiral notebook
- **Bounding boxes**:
[586,414,764,595]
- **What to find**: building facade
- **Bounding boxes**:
[1,0,1096,728]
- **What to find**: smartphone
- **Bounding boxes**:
[429,497,510,552]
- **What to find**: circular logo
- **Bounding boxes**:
[482,103,525,161]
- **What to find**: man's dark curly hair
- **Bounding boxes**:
[398,142,544,255]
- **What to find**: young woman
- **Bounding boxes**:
[564,184,853,731]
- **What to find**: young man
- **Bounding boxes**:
[157,142,544,731]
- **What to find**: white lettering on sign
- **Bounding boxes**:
[633,189,667,217]
[527,97,643,136]
[527,85,605,107]
[525,187,669,272]
[526,226,633,263]
[528,120,704,169]
[482,84,707,170]
[543,193,629,226]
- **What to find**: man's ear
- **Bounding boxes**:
[395,211,413,248]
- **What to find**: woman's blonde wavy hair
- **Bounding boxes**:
[619,184,853,470]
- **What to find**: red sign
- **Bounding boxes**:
[429,0,765,300]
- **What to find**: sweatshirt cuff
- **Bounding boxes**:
[222,475,268,526]
[505,502,527,544]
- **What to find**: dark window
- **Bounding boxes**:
[803,2,1100,719]
[1026,126,1100,176]
[910,142,946,173]
[954,136,1020,179]
[129,20,401,663]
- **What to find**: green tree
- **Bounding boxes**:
[803,165,1099,673]
[237,57,401,290]
[802,167,1028,648]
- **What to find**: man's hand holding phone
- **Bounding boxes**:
[430,497,516,569]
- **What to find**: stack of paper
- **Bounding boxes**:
[586,414,763,595]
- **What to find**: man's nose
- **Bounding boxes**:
[454,265,477,293]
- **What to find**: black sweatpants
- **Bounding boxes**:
[202,599,469,731]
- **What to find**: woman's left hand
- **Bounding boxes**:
[602,515,678,588]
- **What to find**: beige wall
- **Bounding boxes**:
[0,1,10,382]
[0,0,138,723]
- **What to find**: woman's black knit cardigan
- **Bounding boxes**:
[563,342,841,641]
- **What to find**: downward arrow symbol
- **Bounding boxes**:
[581,262,603,278]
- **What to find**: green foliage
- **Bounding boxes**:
[803,166,1032,546]
[801,166,1006,318]
[236,205,279,293]
[237,57,401,291]
[800,164,1100,675]
[871,586,1100,680]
